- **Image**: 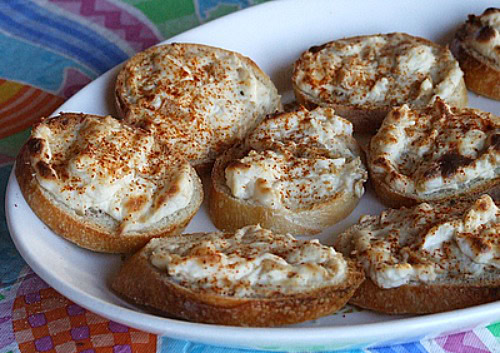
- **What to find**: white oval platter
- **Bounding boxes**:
[5,0,500,351]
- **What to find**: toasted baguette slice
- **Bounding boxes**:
[209,106,368,235]
[368,99,499,208]
[16,113,203,253]
[349,278,499,314]
[115,42,282,173]
[111,225,365,326]
[292,32,468,133]
[451,8,500,100]
[335,195,500,314]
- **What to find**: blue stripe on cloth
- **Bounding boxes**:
[368,341,428,353]
[196,0,251,20]
[160,337,286,353]
[0,165,26,286]
[0,32,93,93]
[160,337,372,353]
[0,0,129,74]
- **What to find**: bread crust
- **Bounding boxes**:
[209,144,363,235]
[293,88,389,134]
[111,239,365,326]
[115,43,282,173]
[293,33,468,134]
[450,8,500,100]
[451,38,500,100]
[369,162,500,209]
[335,195,500,314]
[15,115,204,253]
[350,278,500,314]
[368,102,500,208]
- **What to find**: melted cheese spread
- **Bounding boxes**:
[338,195,499,288]
[461,8,500,69]
[293,32,464,108]
[118,43,280,165]
[369,100,499,199]
[150,225,348,297]
[30,114,194,233]
[225,107,367,210]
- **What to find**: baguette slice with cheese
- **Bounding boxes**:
[111,225,365,326]
[335,195,500,314]
[368,99,499,208]
[115,43,282,172]
[15,113,203,253]
[209,106,368,235]
[293,32,467,133]
[451,8,500,100]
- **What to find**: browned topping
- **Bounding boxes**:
[460,233,493,255]
[477,26,496,42]
[226,160,252,171]
[492,134,500,150]
[27,138,43,155]
[154,183,179,210]
[308,43,328,54]
[124,195,148,213]
[436,153,474,178]
[35,161,55,179]
[369,99,499,198]
[484,8,500,16]
[477,197,491,211]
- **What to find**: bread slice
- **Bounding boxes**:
[368,99,499,208]
[115,42,282,173]
[335,195,500,314]
[15,113,203,253]
[348,278,499,314]
[451,8,500,100]
[111,225,365,326]
[209,106,368,235]
[292,32,468,133]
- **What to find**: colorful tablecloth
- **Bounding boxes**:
[0,1,498,352]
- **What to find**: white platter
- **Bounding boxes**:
[5,0,500,351]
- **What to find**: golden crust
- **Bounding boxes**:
[15,114,204,253]
[350,278,500,314]
[450,8,500,100]
[111,240,365,327]
[451,38,500,100]
[209,144,363,235]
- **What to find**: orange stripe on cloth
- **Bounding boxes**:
[0,88,43,118]
[0,90,64,139]
[0,80,31,106]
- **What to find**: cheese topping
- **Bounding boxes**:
[337,195,499,288]
[225,107,367,210]
[459,8,500,69]
[369,100,499,199]
[293,32,464,108]
[29,114,194,233]
[150,225,348,297]
[118,43,281,165]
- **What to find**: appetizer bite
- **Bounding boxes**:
[16,113,203,253]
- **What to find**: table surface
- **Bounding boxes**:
[0,1,498,352]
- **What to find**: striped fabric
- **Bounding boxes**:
[0,1,498,353]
